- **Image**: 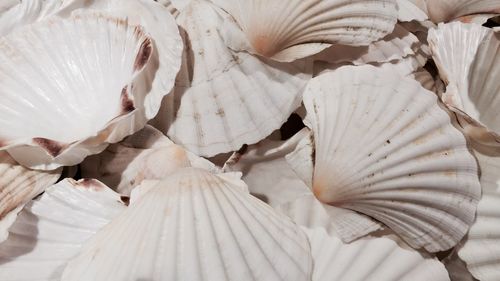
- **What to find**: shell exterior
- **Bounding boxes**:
[456,146,500,281]
[422,0,500,23]
[396,0,428,22]
[429,22,500,147]
[150,0,311,157]
[0,152,61,237]
[223,128,312,207]
[61,168,313,281]
[0,178,126,281]
[299,65,480,252]
[305,228,450,281]
[0,13,156,170]
[211,0,398,62]
[81,125,217,195]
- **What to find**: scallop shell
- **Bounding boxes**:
[420,0,500,23]
[396,0,428,22]
[297,65,480,252]
[0,13,158,170]
[223,128,312,207]
[305,228,450,281]
[428,22,500,147]
[456,147,500,281]
[0,178,126,281]
[81,125,217,195]
[0,152,61,227]
[61,168,313,281]
[150,0,311,157]
[0,0,63,36]
[212,0,398,62]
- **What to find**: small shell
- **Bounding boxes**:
[61,168,313,281]
[0,178,126,281]
[428,22,500,148]
[305,228,450,281]
[0,13,156,170]
[150,0,311,157]
[81,125,217,195]
[0,151,61,222]
[212,0,398,62]
[296,65,480,252]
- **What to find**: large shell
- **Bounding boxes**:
[414,0,500,23]
[0,152,61,235]
[0,13,156,170]
[296,65,480,252]
[61,168,313,281]
[81,125,217,195]
[150,0,311,157]
[428,22,500,147]
[211,0,398,62]
[0,178,126,281]
[305,228,450,281]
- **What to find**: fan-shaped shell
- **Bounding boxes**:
[0,0,63,36]
[61,168,313,281]
[150,0,311,157]
[0,152,61,227]
[305,228,450,281]
[0,178,126,281]
[211,0,398,62]
[418,0,500,23]
[428,22,500,147]
[0,13,158,170]
[298,65,480,252]
[81,125,217,195]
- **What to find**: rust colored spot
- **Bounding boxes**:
[133,39,152,71]
[121,86,135,113]
[251,35,277,57]
[33,138,63,157]
[80,178,97,188]
[120,195,130,206]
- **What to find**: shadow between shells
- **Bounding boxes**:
[0,0,499,280]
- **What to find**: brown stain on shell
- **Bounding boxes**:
[120,195,130,206]
[133,38,153,72]
[121,86,135,114]
[33,138,63,157]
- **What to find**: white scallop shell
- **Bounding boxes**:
[428,22,500,147]
[298,65,480,252]
[61,168,313,281]
[81,125,217,195]
[305,228,450,281]
[0,152,61,230]
[0,13,157,170]
[150,0,311,157]
[419,0,500,23]
[396,0,428,22]
[212,0,398,62]
[0,178,126,281]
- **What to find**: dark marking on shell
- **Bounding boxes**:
[80,178,97,188]
[133,38,153,72]
[121,86,135,113]
[33,138,63,157]
[120,196,130,206]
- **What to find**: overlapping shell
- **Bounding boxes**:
[151,0,311,157]
[61,168,313,281]
[211,0,398,62]
[292,65,480,252]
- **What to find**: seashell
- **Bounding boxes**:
[417,0,500,23]
[428,22,500,147]
[211,0,398,62]
[313,25,422,65]
[0,151,61,239]
[442,252,477,281]
[81,125,217,195]
[305,228,450,281]
[0,178,127,281]
[396,0,428,22]
[223,128,312,207]
[0,13,158,170]
[61,168,313,281]
[150,0,311,157]
[292,65,480,252]
[408,69,444,94]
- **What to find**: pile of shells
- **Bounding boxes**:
[0,0,499,280]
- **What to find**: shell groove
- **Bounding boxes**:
[62,168,313,281]
[299,65,480,252]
